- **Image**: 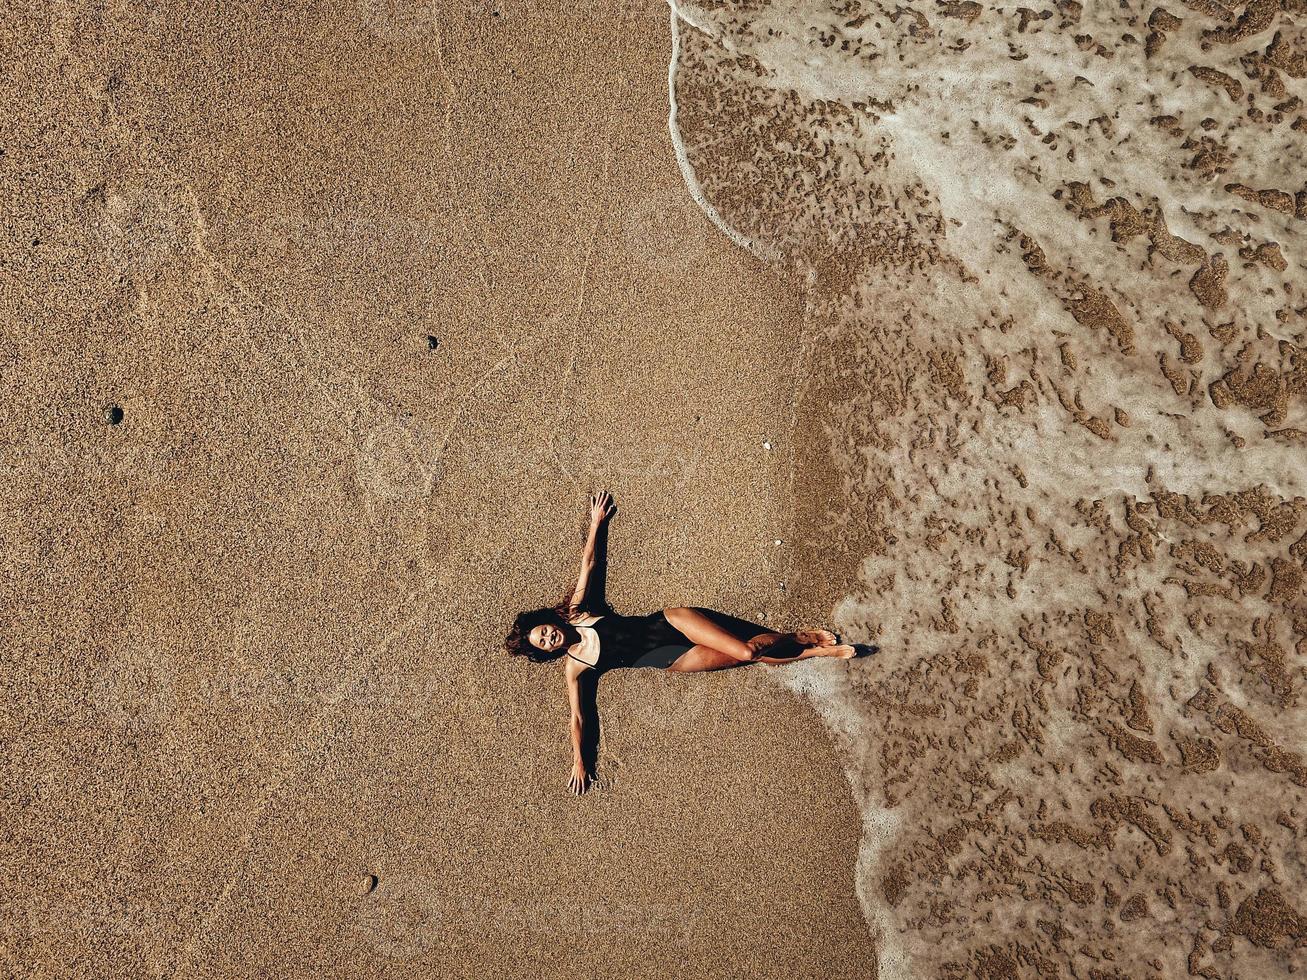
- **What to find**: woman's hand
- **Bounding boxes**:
[587,489,617,528]
[568,760,593,795]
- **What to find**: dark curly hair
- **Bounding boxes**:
[505,598,575,664]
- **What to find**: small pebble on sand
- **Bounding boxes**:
[762,440,771,450]
[105,405,124,425]
[361,874,379,896]
[427,336,439,350]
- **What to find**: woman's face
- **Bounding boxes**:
[529,623,565,652]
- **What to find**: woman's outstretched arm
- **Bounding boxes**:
[564,656,592,794]
[568,490,616,614]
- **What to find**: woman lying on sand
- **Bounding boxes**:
[505,490,864,794]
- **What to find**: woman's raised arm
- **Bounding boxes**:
[568,490,616,614]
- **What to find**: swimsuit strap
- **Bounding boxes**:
[566,621,601,669]
[564,616,598,674]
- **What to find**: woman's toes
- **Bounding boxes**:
[825,644,857,659]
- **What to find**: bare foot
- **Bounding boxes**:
[795,629,838,647]
[816,644,857,659]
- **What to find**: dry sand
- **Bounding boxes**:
[4,2,875,978]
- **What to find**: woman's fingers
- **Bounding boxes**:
[569,767,589,794]
[568,767,592,794]
[587,489,616,525]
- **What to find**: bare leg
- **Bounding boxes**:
[744,631,801,659]
[666,644,750,673]
[751,635,856,663]
[662,607,758,662]
[758,645,856,662]
[745,630,851,661]
[667,640,857,672]
[658,611,852,674]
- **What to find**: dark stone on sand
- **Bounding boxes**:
[427,335,439,350]
[105,405,124,425]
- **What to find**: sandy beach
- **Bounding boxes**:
[5,2,873,977]
[11,0,1307,975]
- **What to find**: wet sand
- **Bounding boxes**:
[4,3,874,978]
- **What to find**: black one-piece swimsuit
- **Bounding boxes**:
[569,610,693,671]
